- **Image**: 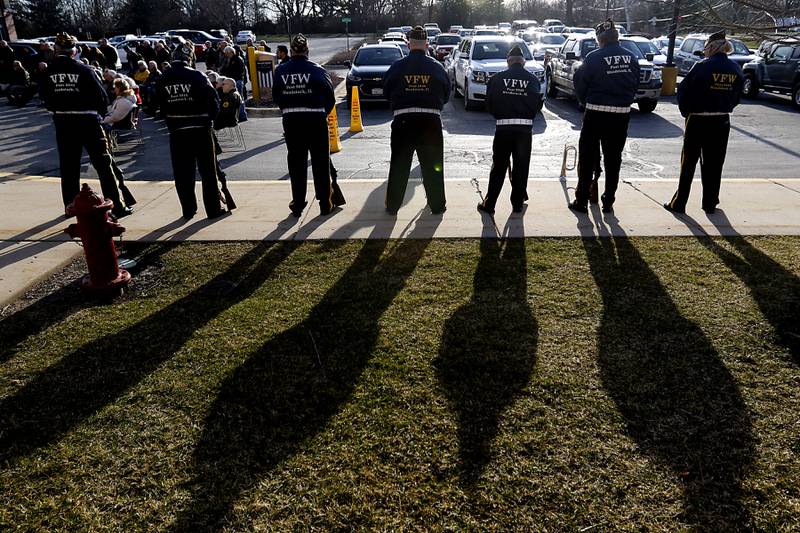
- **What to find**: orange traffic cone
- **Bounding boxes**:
[328,106,342,153]
[349,86,364,133]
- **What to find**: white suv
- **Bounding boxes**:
[451,36,546,110]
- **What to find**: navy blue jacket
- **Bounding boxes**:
[273,56,335,115]
[40,55,109,116]
[574,43,640,108]
[384,49,450,112]
[677,53,743,117]
[155,61,219,131]
[485,64,542,126]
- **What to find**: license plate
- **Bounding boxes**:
[372,88,383,95]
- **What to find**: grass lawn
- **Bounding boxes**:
[0,236,798,530]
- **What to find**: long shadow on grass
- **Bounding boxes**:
[434,230,537,488]
[676,210,799,365]
[173,218,439,531]
[0,239,297,463]
[584,211,754,529]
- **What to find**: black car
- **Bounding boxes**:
[743,40,800,108]
[9,41,41,72]
[345,44,404,102]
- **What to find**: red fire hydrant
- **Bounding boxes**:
[65,183,131,296]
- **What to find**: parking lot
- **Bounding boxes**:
[1,73,799,184]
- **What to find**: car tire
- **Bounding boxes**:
[546,70,558,97]
[792,84,800,110]
[637,99,658,113]
[464,80,478,110]
[742,73,759,98]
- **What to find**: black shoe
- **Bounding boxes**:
[601,203,614,213]
[183,211,196,220]
[289,201,307,217]
[319,205,332,216]
[476,202,494,215]
[207,210,225,219]
[512,204,524,213]
[431,207,446,215]
[702,206,716,214]
[112,206,133,219]
[568,201,588,214]
[331,184,346,206]
[386,207,398,216]
[663,203,685,215]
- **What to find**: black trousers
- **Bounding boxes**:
[168,127,222,218]
[576,110,630,206]
[668,114,730,211]
[484,126,531,210]
[282,114,333,213]
[54,115,123,210]
[387,114,445,213]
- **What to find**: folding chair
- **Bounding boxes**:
[109,106,143,152]
[216,123,246,152]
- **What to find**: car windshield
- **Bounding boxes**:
[619,40,646,59]
[354,47,403,66]
[437,35,461,45]
[472,41,532,60]
[427,29,441,37]
[476,30,502,36]
[730,40,750,55]
[540,34,565,45]
[581,40,598,56]
[635,41,659,55]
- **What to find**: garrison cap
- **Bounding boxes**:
[595,19,615,37]
[708,30,726,42]
[409,26,427,41]
[508,45,524,58]
[291,34,309,53]
[54,32,77,51]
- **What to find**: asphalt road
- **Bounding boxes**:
[1,50,799,183]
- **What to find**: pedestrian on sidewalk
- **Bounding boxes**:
[664,30,744,215]
[477,44,542,215]
[383,25,451,215]
[567,19,639,214]
[156,43,226,220]
[273,34,344,217]
[40,33,133,219]
[220,46,248,122]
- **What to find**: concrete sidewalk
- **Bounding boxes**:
[1,174,799,306]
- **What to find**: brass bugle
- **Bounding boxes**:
[560,144,577,180]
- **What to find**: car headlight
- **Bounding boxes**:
[472,70,487,83]
[651,68,662,80]
[347,73,361,82]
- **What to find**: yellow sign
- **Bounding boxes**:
[328,106,342,153]
[349,86,364,133]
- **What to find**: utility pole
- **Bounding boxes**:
[666,0,682,66]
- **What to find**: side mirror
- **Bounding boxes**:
[565,51,576,60]
[693,50,704,57]
[645,53,654,61]
[343,60,351,68]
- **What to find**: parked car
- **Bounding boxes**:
[8,40,40,72]
[401,25,413,34]
[209,29,229,40]
[344,43,405,103]
[450,36,546,110]
[114,37,161,68]
[627,35,667,66]
[545,33,662,113]
[449,25,463,33]
[547,26,566,34]
[523,31,566,61]
[108,34,136,45]
[431,33,461,61]
[166,29,225,59]
[512,19,539,34]
[235,30,256,45]
[742,39,800,108]
[542,19,564,28]
[426,27,441,44]
[387,26,404,34]
[475,29,502,36]
[497,22,512,34]
[458,28,475,38]
[561,27,594,35]
[652,36,683,56]
[675,33,757,75]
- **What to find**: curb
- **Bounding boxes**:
[245,106,281,117]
